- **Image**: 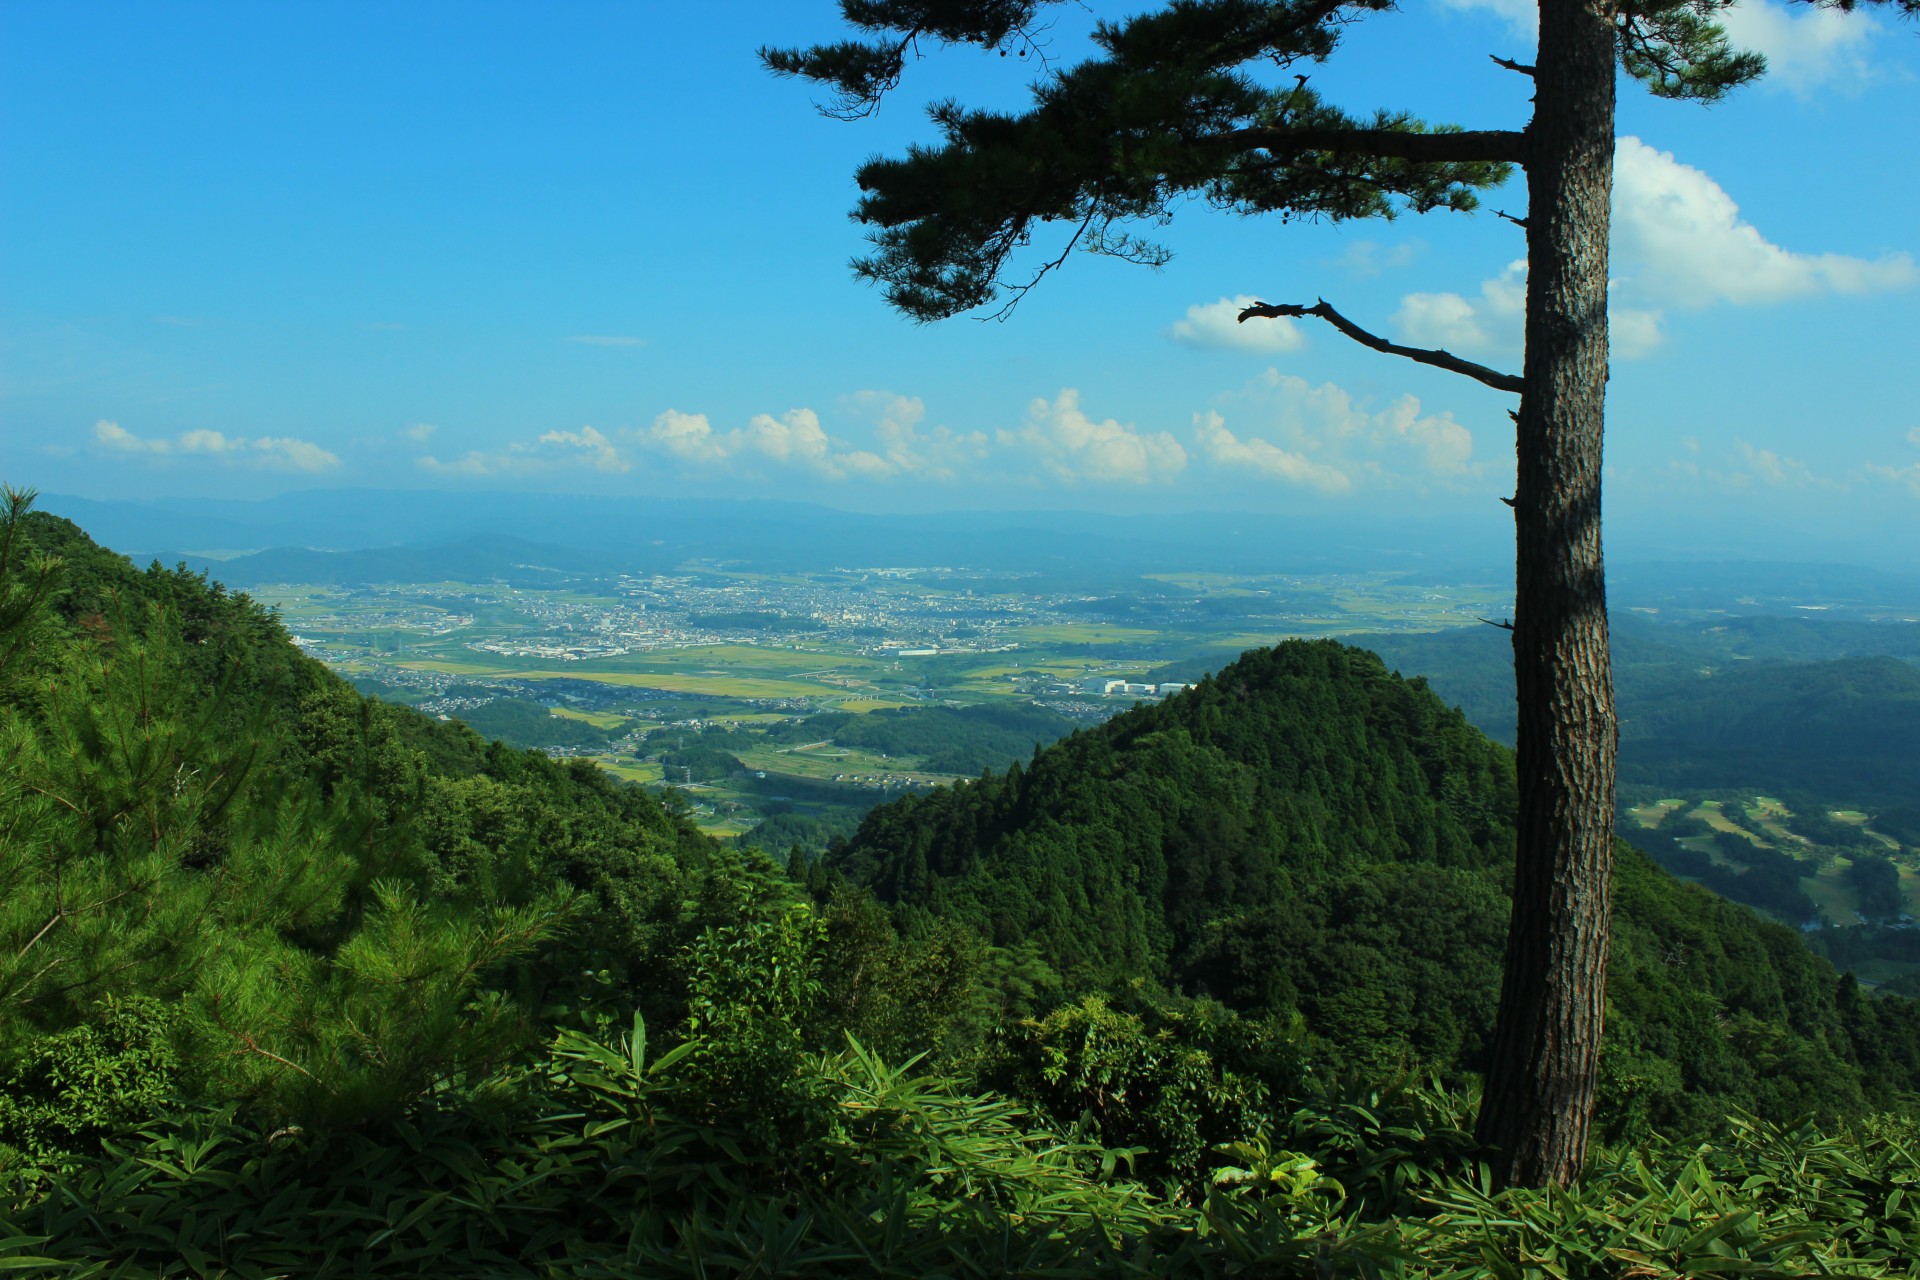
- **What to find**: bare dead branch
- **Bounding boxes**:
[1478,616,1517,631]
[1237,299,1523,394]
[982,205,1101,323]
[1495,209,1529,229]
[1490,54,1536,76]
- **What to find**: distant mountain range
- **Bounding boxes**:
[1151,616,1920,810]
[153,535,634,588]
[33,488,1517,579]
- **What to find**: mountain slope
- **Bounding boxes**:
[832,641,1920,1134]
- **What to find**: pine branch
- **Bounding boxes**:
[1216,124,1530,165]
[1237,299,1522,393]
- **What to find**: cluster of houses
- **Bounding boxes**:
[1099,679,1191,698]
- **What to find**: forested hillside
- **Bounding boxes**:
[1289,619,1920,808]
[832,642,1920,1135]
[6,495,1919,1275]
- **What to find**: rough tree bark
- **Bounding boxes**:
[1474,0,1622,1189]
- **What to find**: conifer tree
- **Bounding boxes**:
[766,0,1905,1185]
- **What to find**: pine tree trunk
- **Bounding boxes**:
[1475,0,1621,1189]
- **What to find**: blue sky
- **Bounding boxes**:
[3,1,1916,559]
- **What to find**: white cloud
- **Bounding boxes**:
[1395,260,1526,354]
[400,422,437,443]
[416,452,509,477]
[1608,307,1666,359]
[1614,136,1916,306]
[253,437,341,472]
[847,391,991,481]
[1718,0,1884,94]
[1170,295,1306,354]
[1391,136,1915,359]
[1000,390,1188,485]
[1667,438,1844,491]
[630,403,953,482]
[539,425,628,473]
[92,420,339,472]
[1194,410,1351,493]
[418,425,626,477]
[1735,440,1838,489]
[639,410,731,463]
[566,335,646,347]
[1194,371,1482,494]
[1435,0,1886,96]
[1866,427,1920,497]
[94,420,170,454]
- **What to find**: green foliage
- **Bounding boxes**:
[824,702,1076,775]
[659,743,746,781]
[1402,1111,1920,1276]
[451,695,616,749]
[1847,853,1903,922]
[981,992,1307,1190]
[737,807,865,855]
[0,998,176,1178]
[1873,805,1920,849]
[0,1020,1179,1278]
[1617,0,1767,101]
[767,0,1510,321]
[0,503,751,1151]
[7,499,1920,1272]
[7,1032,1914,1278]
[835,640,1920,1131]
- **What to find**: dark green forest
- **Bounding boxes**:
[4,497,1918,1276]
[1225,618,1920,809]
[830,643,1920,1137]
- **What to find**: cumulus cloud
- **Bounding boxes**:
[1170,296,1306,354]
[1194,371,1483,495]
[1734,440,1838,489]
[1717,0,1884,94]
[1667,438,1843,491]
[629,403,955,482]
[1194,410,1351,493]
[847,391,992,481]
[1000,390,1188,485]
[1613,136,1915,306]
[1392,136,1914,359]
[539,426,628,473]
[1866,427,1920,497]
[1395,259,1665,360]
[92,420,340,472]
[400,422,437,443]
[1437,0,1886,94]
[1395,260,1526,354]
[418,425,628,476]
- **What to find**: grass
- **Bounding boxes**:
[1009,624,1162,645]
[400,663,833,700]
[589,757,663,785]
[1629,799,1688,829]
[1804,860,1861,924]
[550,707,630,729]
[1691,801,1764,842]
[623,645,872,674]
